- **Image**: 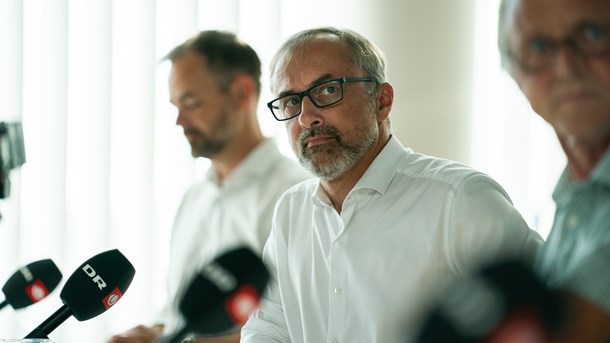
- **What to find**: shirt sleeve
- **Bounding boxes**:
[445,172,544,275]
[241,218,291,342]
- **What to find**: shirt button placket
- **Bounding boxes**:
[328,232,346,343]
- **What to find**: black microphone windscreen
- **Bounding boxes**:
[25,249,136,339]
[60,249,135,321]
[178,247,269,335]
[415,258,563,343]
[2,259,63,309]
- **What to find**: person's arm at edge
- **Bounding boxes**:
[553,243,610,343]
[192,331,241,343]
[107,324,164,343]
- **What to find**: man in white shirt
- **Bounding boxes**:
[108,31,310,343]
[241,27,543,342]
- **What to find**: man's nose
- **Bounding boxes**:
[298,97,323,128]
[553,44,585,78]
[175,109,187,127]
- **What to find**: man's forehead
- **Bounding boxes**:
[271,65,357,96]
[510,0,610,34]
[271,39,356,93]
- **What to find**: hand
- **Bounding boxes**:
[553,291,610,343]
[107,324,164,343]
[191,331,241,342]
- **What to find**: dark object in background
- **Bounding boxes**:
[415,258,564,343]
[0,121,26,199]
[1,259,63,311]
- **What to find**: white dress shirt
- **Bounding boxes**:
[241,136,543,343]
[156,139,311,333]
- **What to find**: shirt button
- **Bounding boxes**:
[334,287,342,294]
[566,214,579,229]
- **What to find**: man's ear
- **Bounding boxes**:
[376,82,394,123]
[230,75,256,110]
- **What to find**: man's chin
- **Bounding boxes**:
[299,155,347,180]
[191,148,215,159]
[300,150,333,165]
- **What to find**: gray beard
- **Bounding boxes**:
[296,124,377,181]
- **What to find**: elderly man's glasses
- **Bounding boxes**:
[267,77,375,121]
[507,21,610,73]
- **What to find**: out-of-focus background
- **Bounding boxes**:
[0,0,564,341]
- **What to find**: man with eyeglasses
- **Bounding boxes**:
[240,27,543,342]
[499,0,610,341]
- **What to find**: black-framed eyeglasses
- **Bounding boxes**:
[505,21,610,73]
[267,77,375,121]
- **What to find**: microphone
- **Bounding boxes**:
[0,259,62,311]
[158,247,269,343]
[25,249,136,339]
[415,258,564,343]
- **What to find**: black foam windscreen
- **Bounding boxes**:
[179,247,269,335]
[415,258,563,343]
[2,259,62,309]
[60,249,135,321]
[25,249,136,339]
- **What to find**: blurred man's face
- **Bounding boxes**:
[507,0,610,145]
[271,36,380,181]
[169,51,240,158]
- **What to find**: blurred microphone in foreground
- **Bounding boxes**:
[25,249,135,339]
[0,259,62,312]
[415,259,564,343]
[157,247,269,343]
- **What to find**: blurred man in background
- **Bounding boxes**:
[108,30,310,343]
[499,0,610,341]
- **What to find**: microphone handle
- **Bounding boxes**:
[0,299,8,310]
[25,304,72,338]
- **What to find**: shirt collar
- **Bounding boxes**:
[353,135,405,195]
[312,135,405,207]
[206,138,283,188]
[553,148,610,205]
[591,147,610,185]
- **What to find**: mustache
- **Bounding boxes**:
[183,128,203,137]
[551,81,598,98]
[297,126,342,148]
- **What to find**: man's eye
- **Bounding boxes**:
[183,102,201,110]
[319,84,339,96]
[324,86,338,95]
[529,38,553,55]
[581,23,607,42]
[281,96,300,108]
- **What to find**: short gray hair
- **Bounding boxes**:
[270,27,387,89]
[498,0,516,73]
